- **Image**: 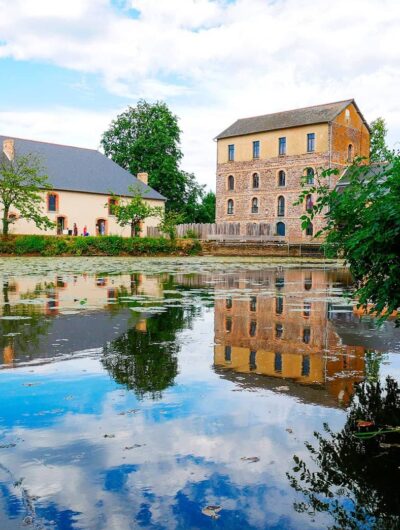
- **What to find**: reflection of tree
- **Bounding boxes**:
[1,281,51,363]
[287,377,400,529]
[101,306,196,399]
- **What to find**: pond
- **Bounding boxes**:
[0,257,399,530]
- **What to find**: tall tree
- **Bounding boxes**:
[101,100,187,212]
[0,151,54,236]
[296,157,400,324]
[370,117,391,162]
[194,191,216,223]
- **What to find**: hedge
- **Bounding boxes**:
[0,235,202,257]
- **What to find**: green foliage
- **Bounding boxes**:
[370,117,391,162]
[109,186,161,237]
[0,151,55,235]
[184,228,198,239]
[101,99,209,221]
[295,157,400,324]
[287,377,400,529]
[158,210,184,240]
[0,235,201,256]
[193,191,216,223]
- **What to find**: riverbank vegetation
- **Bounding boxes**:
[0,234,201,257]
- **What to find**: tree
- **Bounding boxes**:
[109,186,161,237]
[287,377,400,529]
[194,191,216,223]
[296,157,400,324]
[101,100,187,212]
[0,151,54,236]
[370,117,391,162]
[158,210,184,240]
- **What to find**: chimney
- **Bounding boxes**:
[3,139,15,161]
[137,172,148,185]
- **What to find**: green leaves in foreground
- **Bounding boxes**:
[295,156,400,325]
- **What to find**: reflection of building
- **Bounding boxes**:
[214,269,366,406]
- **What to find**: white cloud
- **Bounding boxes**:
[0,0,399,188]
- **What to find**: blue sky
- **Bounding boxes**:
[1,0,399,188]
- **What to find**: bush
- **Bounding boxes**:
[184,228,199,239]
[0,235,202,257]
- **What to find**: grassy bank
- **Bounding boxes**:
[0,235,202,257]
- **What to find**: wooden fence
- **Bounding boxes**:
[147,222,241,239]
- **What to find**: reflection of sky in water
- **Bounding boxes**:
[0,260,399,529]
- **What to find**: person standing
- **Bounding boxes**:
[73,223,78,236]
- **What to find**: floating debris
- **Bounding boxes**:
[202,505,222,519]
[240,456,260,463]
[103,434,115,439]
[275,386,290,392]
[124,444,145,450]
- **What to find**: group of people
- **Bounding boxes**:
[70,224,89,237]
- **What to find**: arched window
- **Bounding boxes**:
[303,328,311,344]
[225,317,232,333]
[228,175,234,191]
[278,170,286,187]
[249,320,257,337]
[226,297,232,309]
[276,222,285,236]
[304,274,312,290]
[347,144,353,162]
[47,193,58,212]
[275,323,283,339]
[251,197,259,213]
[252,173,259,189]
[305,222,313,236]
[305,167,314,185]
[250,296,257,312]
[277,196,285,217]
[306,194,313,211]
[227,199,234,215]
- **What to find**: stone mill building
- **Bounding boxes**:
[215,99,370,242]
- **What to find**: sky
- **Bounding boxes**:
[0,0,399,190]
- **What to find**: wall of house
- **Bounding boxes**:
[6,190,164,237]
[215,103,370,242]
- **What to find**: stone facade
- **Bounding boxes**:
[216,101,370,242]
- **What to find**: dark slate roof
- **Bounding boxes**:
[336,162,390,190]
[0,135,166,200]
[216,99,369,140]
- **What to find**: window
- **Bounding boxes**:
[274,352,282,373]
[279,137,286,156]
[275,276,285,289]
[249,320,257,337]
[277,196,285,217]
[278,170,286,187]
[276,222,286,236]
[224,345,232,362]
[275,296,283,315]
[304,274,312,291]
[253,140,260,159]
[225,317,232,333]
[251,197,259,214]
[108,197,117,215]
[301,355,311,377]
[306,194,313,211]
[305,222,313,236]
[306,167,314,184]
[307,133,315,152]
[252,173,259,189]
[249,350,257,371]
[345,108,350,123]
[303,302,311,318]
[275,323,283,339]
[226,297,232,309]
[250,296,257,312]
[228,175,234,191]
[347,144,353,162]
[227,199,234,215]
[303,328,311,344]
[228,144,235,161]
[48,193,58,212]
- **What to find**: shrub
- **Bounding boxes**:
[0,234,201,257]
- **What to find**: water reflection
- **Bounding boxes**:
[0,261,398,529]
[213,269,367,407]
[287,376,400,529]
